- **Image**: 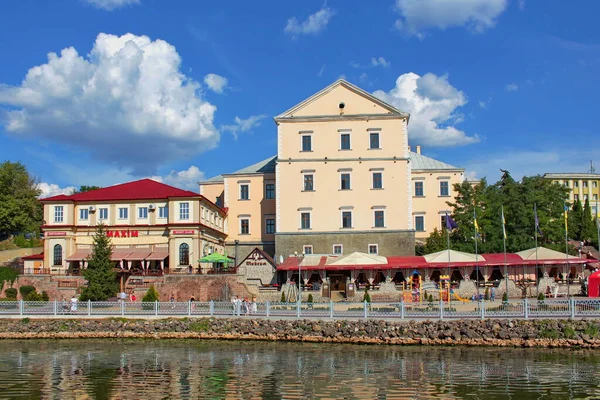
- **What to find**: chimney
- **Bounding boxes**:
[416,145,421,154]
[407,145,411,152]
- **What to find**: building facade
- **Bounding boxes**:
[543,173,600,217]
[40,179,227,274]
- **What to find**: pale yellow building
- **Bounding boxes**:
[40,179,226,274]
[543,172,600,217]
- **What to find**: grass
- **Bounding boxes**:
[539,328,559,339]
[21,317,30,324]
[584,323,599,338]
[189,319,211,332]
[563,325,576,339]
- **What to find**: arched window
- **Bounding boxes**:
[53,244,63,266]
[179,243,189,265]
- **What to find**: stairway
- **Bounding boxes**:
[330,291,345,302]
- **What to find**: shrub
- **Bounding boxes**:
[563,325,576,339]
[24,291,42,301]
[584,323,599,338]
[307,294,313,303]
[4,288,17,299]
[363,288,371,303]
[502,292,508,303]
[142,286,159,302]
[189,319,210,332]
[539,328,559,339]
[21,317,30,324]
[484,287,490,301]
[41,291,49,302]
[281,291,286,303]
[537,293,545,301]
[0,267,18,290]
[19,286,36,298]
[428,294,434,303]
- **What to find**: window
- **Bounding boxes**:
[265,184,275,199]
[340,173,351,190]
[564,181,569,187]
[574,181,579,187]
[303,174,314,191]
[179,203,190,220]
[369,133,380,149]
[79,208,89,220]
[54,206,63,223]
[415,216,425,232]
[138,207,148,219]
[440,181,449,196]
[301,135,312,151]
[98,208,108,220]
[414,181,424,197]
[594,194,598,201]
[441,215,447,229]
[368,244,378,254]
[240,219,249,234]
[118,207,128,219]
[179,243,189,265]
[53,244,62,266]
[266,218,275,234]
[372,172,383,189]
[333,245,343,255]
[583,181,588,188]
[240,184,249,200]
[342,211,352,228]
[594,182,598,188]
[340,133,351,150]
[301,212,311,229]
[158,206,168,219]
[574,194,579,201]
[303,245,313,255]
[374,210,385,227]
[584,194,588,201]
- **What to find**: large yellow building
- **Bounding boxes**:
[200,80,464,262]
[543,172,600,216]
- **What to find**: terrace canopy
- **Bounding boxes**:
[198,253,234,264]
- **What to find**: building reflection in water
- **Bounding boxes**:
[0,340,599,399]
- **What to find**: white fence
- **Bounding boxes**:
[1,298,600,319]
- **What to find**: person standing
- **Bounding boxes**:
[70,296,78,314]
[491,287,496,302]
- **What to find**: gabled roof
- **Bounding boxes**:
[238,247,275,267]
[41,179,200,202]
[424,249,479,263]
[275,79,409,119]
[201,175,224,184]
[516,247,579,261]
[224,155,277,176]
[328,252,387,265]
[410,152,462,171]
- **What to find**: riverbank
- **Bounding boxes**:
[1,318,600,348]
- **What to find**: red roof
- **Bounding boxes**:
[41,179,200,202]
[21,253,44,260]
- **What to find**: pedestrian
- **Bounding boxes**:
[70,295,78,313]
[170,293,176,309]
[190,295,195,312]
[491,287,496,302]
[61,296,68,314]
[251,297,258,314]
[131,293,137,302]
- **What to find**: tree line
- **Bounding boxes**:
[419,171,599,255]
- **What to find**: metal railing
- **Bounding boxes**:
[1,298,599,319]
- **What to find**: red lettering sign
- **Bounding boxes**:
[172,230,195,235]
[46,231,67,237]
[106,230,139,238]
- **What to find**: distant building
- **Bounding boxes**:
[543,172,600,216]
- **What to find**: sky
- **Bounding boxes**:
[1,0,600,197]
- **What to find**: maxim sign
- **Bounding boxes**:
[106,230,139,238]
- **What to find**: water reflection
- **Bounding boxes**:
[0,340,599,399]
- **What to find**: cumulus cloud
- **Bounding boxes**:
[284,7,335,38]
[394,0,508,38]
[371,57,391,68]
[505,82,519,92]
[373,72,479,147]
[149,165,204,191]
[221,114,267,140]
[84,0,140,11]
[37,182,77,198]
[0,33,219,175]
[204,73,228,94]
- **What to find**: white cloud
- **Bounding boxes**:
[373,72,479,147]
[394,0,508,38]
[359,73,369,82]
[204,73,228,94]
[478,100,487,109]
[371,57,391,68]
[318,65,326,77]
[37,182,76,198]
[221,114,267,140]
[284,7,335,38]
[0,33,219,175]
[518,0,525,10]
[84,0,140,11]
[505,82,519,92]
[149,165,204,191]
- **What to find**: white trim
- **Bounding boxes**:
[239,216,250,235]
[303,172,315,191]
[373,209,385,228]
[371,171,383,189]
[404,118,413,230]
[368,131,381,149]
[339,171,352,190]
[299,210,312,230]
[414,180,424,196]
[340,209,353,228]
[332,244,343,255]
[414,214,426,232]
[367,243,379,255]
[439,180,449,196]
[238,182,250,200]
[339,132,351,150]
[302,245,313,255]
[300,134,312,152]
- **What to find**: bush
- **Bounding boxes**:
[563,325,576,339]
[537,293,545,301]
[281,291,286,303]
[19,285,36,298]
[189,320,210,332]
[539,328,559,339]
[584,323,599,338]
[0,267,19,290]
[428,294,434,303]
[307,294,313,303]
[484,287,490,301]
[24,291,42,301]
[4,288,17,299]
[502,292,508,303]
[41,291,49,302]
[142,286,159,302]
[363,288,371,303]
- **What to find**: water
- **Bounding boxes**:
[0,340,599,399]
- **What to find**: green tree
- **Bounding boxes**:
[423,228,447,254]
[0,161,42,237]
[569,200,584,240]
[582,198,596,242]
[72,185,102,194]
[142,286,159,302]
[80,225,117,301]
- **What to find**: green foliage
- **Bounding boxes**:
[72,185,102,194]
[484,287,489,301]
[423,228,447,254]
[563,325,576,339]
[539,328,559,339]
[582,198,597,242]
[428,293,434,303]
[4,288,17,299]
[19,285,36,298]
[584,323,599,338]
[21,317,30,324]
[280,291,286,303]
[24,291,43,301]
[307,293,313,303]
[537,293,545,301]
[142,286,159,302]
[189,319,211,332]
[363,288,371,303]
[0,161,42,236]
[13,234,42,248]
[502,292,508,302]
[80,225,118,301]
[0,267,18,290]
[41,291,49,302]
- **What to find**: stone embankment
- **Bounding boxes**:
[1,318,599,348]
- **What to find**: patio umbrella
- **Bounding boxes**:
[198,252,235,266]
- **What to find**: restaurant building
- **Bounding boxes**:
[40,179,227,275]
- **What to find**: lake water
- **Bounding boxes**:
[0,340,598,399]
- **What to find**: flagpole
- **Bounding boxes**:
[565,202,570,297]
[502,205,508,298]
[474,208,479,299]
[596,198,599,257]
[534,203,539,296]
[446,222,451,300]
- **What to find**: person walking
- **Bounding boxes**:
[490,287,496,302]
[70,296,78,314]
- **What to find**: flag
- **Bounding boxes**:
[473,209,480,234]
[564,203,569,227]
[501,206,507,240]
[534,204,543,237]
[445,212,458,230]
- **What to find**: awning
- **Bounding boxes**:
[124,250,152,261]
[110,249,133,261]
[146,251,169,260]
[66,249,92,262]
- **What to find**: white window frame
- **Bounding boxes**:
[368,244,379,254]
[341,210,353,229]
[299,211,311,230]
[415,215,425,232]
[303,174,314,191]
[440,181,449,196]
[372,172,383,189]
[373,209,385,228]
[340,172,351,190]
[79,208,89,221]
[98,208,108,221]
[414,181,424,197]
[303,245,313,255]
[54,206,64,223]
[138,207,148,219]
[332,244,343,255]
[239,184,250,200]
[118,207,128,220]
[179,203,190,220]
[240,218,250,235]
[301,134,312,152]
[158,206,168,219]
[340,132,351,150]
[369,132,380,149]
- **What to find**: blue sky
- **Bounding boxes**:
[1,0,599,196]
